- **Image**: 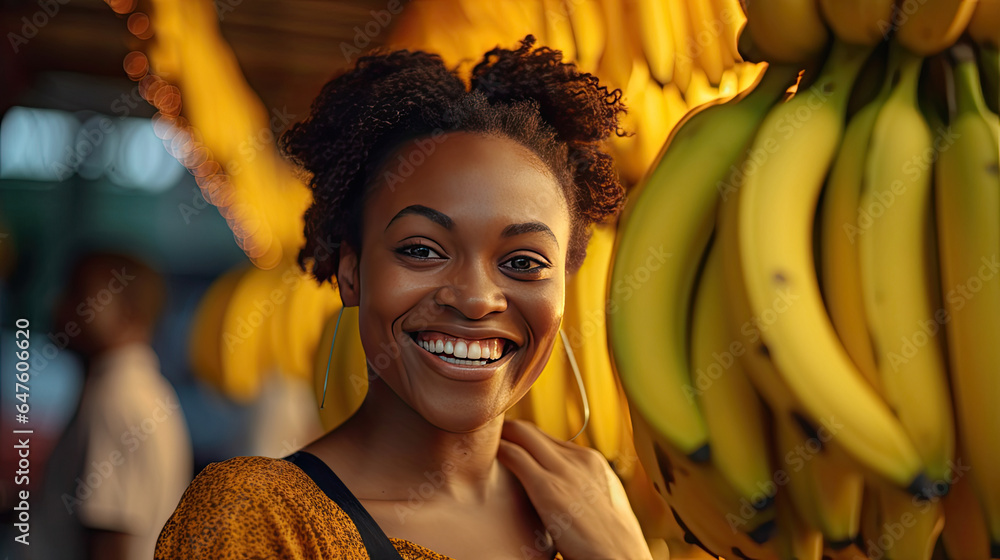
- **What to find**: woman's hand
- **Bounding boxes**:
[497,419,654,560]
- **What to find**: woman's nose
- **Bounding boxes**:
[434,262,507,320]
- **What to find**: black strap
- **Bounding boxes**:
[283,451,405,560]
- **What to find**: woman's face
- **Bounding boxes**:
[339,131,572,433]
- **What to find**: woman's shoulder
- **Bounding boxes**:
[155,455,370,559]
[187,455,309,490]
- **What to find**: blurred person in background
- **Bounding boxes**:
[34,252,192,560]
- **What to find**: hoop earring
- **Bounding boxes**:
[319,306,345,410]
[561,329,590,441]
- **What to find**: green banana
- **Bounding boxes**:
[609,62,798,460]
[935,44,1000,552]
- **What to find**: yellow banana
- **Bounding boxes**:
[969,0,1000,47]
[859,48,955,485]
[718,158,868,551]
[817,0,895,46]
[683,67,720,109]
[631,409,780,557]
[686,0,727,85]
[818,45,903,393]
[737,61,768,93]
[736,40,926,491]
[529,326,572,440]
[690,240,773,514]
[717,68,740,100]
[666,0,694,92]
[563,224,623,459]
[661,81,690,133]
[609,62,798,460]
[623,458,675,541]
[635,0,674,84]
[639,76,671,168]
[935,45,1000,551]
[717,159,800,417]
[612,57,653,185]
[566,0,605,74]
[219,266,279,401]
[981,46,999,114]
[596,0,636,92]
[744,0,830,64]
[189,266,247,391]
[774,481,823,560]
[709,0,746,63]
[940,454,992,560]
[313,304,367,432]
[541,0,576,62]
[872,484,945,560]
[772,407,865,548]
[895,0,979,56]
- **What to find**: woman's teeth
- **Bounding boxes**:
[417,337,504,362]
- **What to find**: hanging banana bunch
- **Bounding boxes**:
[611,0,1000,557]
[386,0,760,186]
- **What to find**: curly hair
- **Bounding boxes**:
[280,35,627,285]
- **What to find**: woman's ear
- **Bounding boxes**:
[337,242,360,307]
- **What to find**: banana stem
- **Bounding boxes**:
[893,49,925,106]
[743,63,802,109]
[952,46,991,117]
[813,40,878,114]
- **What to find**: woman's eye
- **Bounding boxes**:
[397,244,441,259]
[503,255,549,275]
[509,257,534,270]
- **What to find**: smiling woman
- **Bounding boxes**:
[154,35,653,560]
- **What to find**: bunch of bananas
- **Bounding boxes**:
[610,1,1000,558]
[386,0,761,186]
[189,262,342,402]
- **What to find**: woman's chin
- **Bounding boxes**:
[418,401,505,434]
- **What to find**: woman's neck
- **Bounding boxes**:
[309,377,508,506]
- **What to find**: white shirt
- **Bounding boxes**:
[35,343,192,560]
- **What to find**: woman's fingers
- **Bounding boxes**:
[499,419,579,473]
[495,439,542,481]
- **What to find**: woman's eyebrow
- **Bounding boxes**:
[385,204,454,231]
[501,222,559,248]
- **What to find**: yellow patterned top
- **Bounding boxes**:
[155,456,455,559]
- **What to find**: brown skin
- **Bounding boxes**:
[304,132,650,559]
